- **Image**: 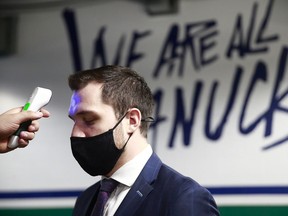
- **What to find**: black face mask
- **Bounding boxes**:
[70,113,130,176]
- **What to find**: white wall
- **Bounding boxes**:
[1,0,288,208]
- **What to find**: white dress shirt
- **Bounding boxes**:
[103,144,153,216]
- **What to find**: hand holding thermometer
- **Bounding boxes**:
[8,87,52,149]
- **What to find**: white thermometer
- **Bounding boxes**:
[8,87,52,149]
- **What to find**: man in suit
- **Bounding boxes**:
[68,65,219,216]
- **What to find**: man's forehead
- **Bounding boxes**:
[68,88,111,118]
[68,92,81,117]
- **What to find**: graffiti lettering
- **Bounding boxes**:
[153,21,218,78]
[90,27,151,68]
[152,48,288,148]
[226,0,278,58]
[62,0,286,151]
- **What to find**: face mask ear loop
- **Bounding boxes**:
[120,133,132,151]
[111,111,132,151]
[112,111,129,130]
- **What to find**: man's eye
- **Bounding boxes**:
[84,118,96,125]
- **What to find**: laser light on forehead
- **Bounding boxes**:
[69,92,81,116]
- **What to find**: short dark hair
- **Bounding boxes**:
[68,65,154,137]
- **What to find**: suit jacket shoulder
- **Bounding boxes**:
[115,153,219,216]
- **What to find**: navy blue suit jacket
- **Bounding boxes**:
[73,153,219,216]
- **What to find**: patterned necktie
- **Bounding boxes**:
[91,178,119,216]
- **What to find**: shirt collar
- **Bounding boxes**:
[109,144,153,187]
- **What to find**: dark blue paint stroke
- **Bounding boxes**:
[1,186,288,199]
[0,190,82,199]
[208,186,288,195]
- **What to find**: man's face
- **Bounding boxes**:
[68,82,119,138]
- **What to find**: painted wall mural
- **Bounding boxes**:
[1,0,288,214]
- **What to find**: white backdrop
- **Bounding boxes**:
[1,0,288,208]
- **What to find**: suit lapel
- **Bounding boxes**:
[115,153,162,216]
[82,182,101,216]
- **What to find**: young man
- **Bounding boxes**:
[68,65,219,216]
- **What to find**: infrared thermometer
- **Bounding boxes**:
[8,87,52,149]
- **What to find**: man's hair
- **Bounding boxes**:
[68,65,154,137]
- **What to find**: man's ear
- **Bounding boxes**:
[127,108,141,133]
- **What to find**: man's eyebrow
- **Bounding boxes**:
[68,110,98,119]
